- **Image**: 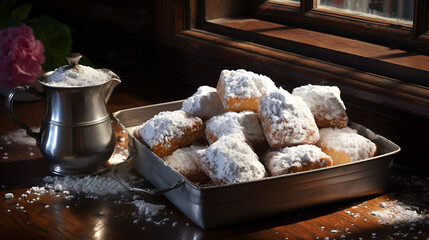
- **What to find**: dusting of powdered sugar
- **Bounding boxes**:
[317,127,377,162]
[369,200,428,225]
[205,111,265,145]
[263,145,332,176]
[2,144,177,228]
[162,144,208,180]
[0,127,38,146]
[44,175,127,197]
[219,69,276,100]
[292,84,347,125]
[181,85,225,120]
[133,200,166,217]
[43,145,133,198]
[196,136,266,185]
[137,110,202,148]
[43,65,111,87]
[333,173,429,239]
[258,87,319,146]
[368,173,429,226]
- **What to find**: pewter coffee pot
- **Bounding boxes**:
[6,53,121,175]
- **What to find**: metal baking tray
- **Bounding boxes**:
[112,100,401,229]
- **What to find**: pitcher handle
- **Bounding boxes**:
[5,86,44,145]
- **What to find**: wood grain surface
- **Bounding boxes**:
[1,88,428,240]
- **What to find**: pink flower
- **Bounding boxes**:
[0,24,45,90]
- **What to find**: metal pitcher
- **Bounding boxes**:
[6,53,121,176]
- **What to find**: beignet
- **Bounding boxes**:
[316,127,377,165]
[217,69,276,112]
[258,88,319,147]
[292,84,348,128]
[205,111,268,154]
[263,145,333,176]
[181,85,225,120]
[195,136,267,185]
[134,110,204,157]
[162,145,210,183]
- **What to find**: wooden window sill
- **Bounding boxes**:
[203,17,429,87]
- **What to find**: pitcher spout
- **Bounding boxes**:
[103,70,121,104]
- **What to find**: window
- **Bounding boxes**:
[318,0,414,23]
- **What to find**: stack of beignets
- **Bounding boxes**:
[134,69,378,185]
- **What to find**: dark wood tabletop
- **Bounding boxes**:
[1,87,428,240]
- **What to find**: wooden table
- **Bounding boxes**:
[1,87,428,240]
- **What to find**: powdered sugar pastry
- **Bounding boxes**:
[219,69,276,100]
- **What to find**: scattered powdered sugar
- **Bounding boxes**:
[334,172,429,239]
[42,65,112,87]
[181,85,225,120]
[219,69,276,100]
[258,87,319,146]
[0,127,38,146]
[370,200,428,225]
[263,145,332,176]
[133,200,166,216]
[131,198,177,227]
[43,146,133,197]
[317,127,377,162]
[196,135,266,185]
[4,193,14,199]
[205,111,265,145]
[3,146,174,229]
[137,110,202,148]
[44,175,127,196]
[370,172,429,226]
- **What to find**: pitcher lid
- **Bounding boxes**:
[39,53,113,87]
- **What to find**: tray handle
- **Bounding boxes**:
[111,146,184,195]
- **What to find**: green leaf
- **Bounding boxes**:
[10,3,32,24]
[29,15,72,71]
